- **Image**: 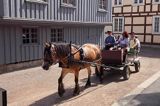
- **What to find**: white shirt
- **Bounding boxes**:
[136,38,141,48]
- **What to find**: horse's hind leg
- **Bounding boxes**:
[58,68,68,97]
[96,63,104,83]
[85,67,91,88]
[73,70,80,96]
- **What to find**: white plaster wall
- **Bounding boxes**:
[145,35,152,43]
[133,17,145,24]
[125,26,131,32]
[104,25,112,32]
[146,5,151,12]
[114,7,122,13]
[133,26,144,33]
[153,36,160,43]
[139,6,144,12]
[123,6,132,13]
[125,17,132,24]
[146,0,151,3]
[133,6,138,12]
[123,0,132,5]
[146,26,152,33]
[137,35,144,42]
[152,4,158,11]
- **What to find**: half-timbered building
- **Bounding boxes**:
[112,0,160,44]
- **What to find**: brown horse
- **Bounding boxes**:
[42,43,102,97]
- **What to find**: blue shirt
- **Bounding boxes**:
[105,35,116,45]
[119,37,129,48]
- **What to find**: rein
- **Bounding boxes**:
[72,57,102,67]
[52,43,102,67]
[59,44,83,61]
[52,43,83,67]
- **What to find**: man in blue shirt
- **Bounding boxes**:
[105,31,116,50]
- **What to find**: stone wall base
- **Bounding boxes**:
[0,60,42,74]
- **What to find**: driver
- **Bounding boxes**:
[104,31,116,50]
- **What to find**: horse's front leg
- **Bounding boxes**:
[58,68,68,97]
[73,70,80,96]
[85,67,91,88]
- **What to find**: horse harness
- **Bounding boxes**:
[58,44,85,68]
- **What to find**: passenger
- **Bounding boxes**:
[118,31,129,50]
[135,35,141,53]
[104,31,116,50]
[117,31,129,62]
[129,32,138,49]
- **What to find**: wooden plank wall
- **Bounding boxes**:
[0,25,105,65]
[2,0,112,23]
[0,0,4,17]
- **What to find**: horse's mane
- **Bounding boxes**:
[54,43,71,58]
[44,45,51,56]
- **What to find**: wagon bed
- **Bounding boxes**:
[99,49,140,80]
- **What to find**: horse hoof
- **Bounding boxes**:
[100,79,103,84]
[100,81,103,84]
[58,93,63,97]
[73,91,80,96]
[73,89,80,96]
[85,83,91,88]
[99,76,104,84]
[58,89,65,97]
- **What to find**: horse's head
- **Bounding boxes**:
[42,43,59,70]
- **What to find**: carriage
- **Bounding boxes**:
[42,42,140,97]
[97,48,140,80]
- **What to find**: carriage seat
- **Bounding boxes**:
[101,49,123,65]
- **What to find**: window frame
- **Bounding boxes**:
[98,0,108,12]
[22,27,39,45]
[152,16,160,34]
[113,0,123,7]
[113,17,124,33]
[50,28,64,43]
[61,0,76,8]
[25,0,48,4]
[153,0,160,4]
[132,0,144,6]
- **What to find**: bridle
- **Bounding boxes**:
[44,43,84,66]
[49,44,59,65]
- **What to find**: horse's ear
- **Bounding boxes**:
[49,42,52,47]
[45,42,50,48]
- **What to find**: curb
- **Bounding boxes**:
[112,70,160,106]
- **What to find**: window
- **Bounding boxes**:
[25,0,47,3]
[36,0,46,1]
[99,0,107,10]
[133,0,144,4]
[114,0,123,6]
[113,17,124,33]
[153,16,160,34]
[22,28,38,44]
[62,0,75,6]
[51,28,64,42]
[153,0,160,3]
[154,0,160,2]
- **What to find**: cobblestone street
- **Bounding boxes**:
[0,46,160,106]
